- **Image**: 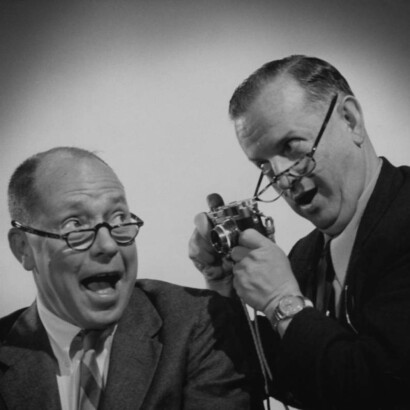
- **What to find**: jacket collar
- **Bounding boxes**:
[94,284,163,410]
[351,157,402,254]
[342,158,403,325]
[0,285,163,410]
[346,157,402,282]
[0,302,61,409]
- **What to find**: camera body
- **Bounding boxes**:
[207,198,275,255]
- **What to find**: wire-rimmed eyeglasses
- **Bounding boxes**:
[254,94,338,203]
[11,213,144,251]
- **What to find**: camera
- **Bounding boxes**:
[206,197,275,255]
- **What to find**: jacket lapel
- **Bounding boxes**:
[290,229,324,303]
[351,158,401,256]
[0,302,61,410]
[345,158,403,318]
[100,286,163,410]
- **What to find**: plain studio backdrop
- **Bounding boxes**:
[0,1,409,407]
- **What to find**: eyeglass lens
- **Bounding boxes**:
[67,224,139,250]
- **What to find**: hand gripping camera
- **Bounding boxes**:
[206,193,275,256]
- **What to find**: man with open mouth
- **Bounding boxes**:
[0,146,264,409]
[189,55,410,409]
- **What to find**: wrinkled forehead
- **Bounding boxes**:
[248,77,310,121]
[34,154,127,216]
[234,79,310,143]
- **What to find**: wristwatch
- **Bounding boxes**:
[271,295,313,331]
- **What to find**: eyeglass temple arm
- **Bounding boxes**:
[312,94,338,153]
[254,172,265,197]
[11,221,62,239]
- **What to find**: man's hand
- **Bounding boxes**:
[230,229,301,314]
[188,212,235,296]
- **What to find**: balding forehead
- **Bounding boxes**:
[36,153,120,184]
[33,154,125,210]
[235,79,314,140]
[252,77,308,111]
[31,156,128,221]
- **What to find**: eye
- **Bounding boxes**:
[61,218,84,232]
[259,162,273,176]
[109,212,129,225]
[282,138,309,159]
[252,160,269,172]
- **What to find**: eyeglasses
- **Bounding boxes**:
[254,94,338,202]
[11,213,144,251]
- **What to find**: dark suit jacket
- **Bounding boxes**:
[0,279,264,410]
[260,158,410,410]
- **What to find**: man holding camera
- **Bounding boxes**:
[0,146,264,410]
[189,55,410,409]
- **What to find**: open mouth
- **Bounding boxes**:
[294,187,318,206]
[81,273,121,292]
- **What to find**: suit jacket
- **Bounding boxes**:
[260,158,410,410]
[0,279,264,410]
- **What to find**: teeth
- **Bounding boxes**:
[87,281,115,293]
[82,274,120,291]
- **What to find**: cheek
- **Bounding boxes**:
[49,252,84,277]
[32,238,78,269]
[322,138,358,182]
[314,160,344,195]
[41,252,85,302]
[124,247,138,274]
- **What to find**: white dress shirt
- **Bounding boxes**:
[37,297,115,410]
[326,159,382,316]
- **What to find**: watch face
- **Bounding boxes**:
[279,295,304,316]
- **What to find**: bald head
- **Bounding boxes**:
[8,147,114,224]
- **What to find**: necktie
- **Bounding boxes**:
[78,330,104,410]
[316,239,336,317]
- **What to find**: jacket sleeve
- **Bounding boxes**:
[182,295,266,410]
[262,227,410,409]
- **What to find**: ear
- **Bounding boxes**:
[339,95,366,147]
[8,228,36,271]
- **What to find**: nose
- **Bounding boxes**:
[277,173,301,191]
[268,156,291,176]
[92,226,119,257]
[267,157,298,190]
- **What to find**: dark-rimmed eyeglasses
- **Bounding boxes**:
[11,214,144,251]
[254,94,338,203]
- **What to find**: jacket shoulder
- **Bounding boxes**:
[0,308,27,343]
[289,229,321,259]
[134,279,241,321]
[135,278,217,302]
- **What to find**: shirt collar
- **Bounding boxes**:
[37,296,81,371]
[329,158,382,286]
[37,296,117,375]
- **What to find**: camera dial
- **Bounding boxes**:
[206,197,274,255]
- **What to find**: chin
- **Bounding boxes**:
[293,205,321,223]
[313,215,348,236]
[302,209,336,231]
[79,305,126,329]
[82,315,119,330]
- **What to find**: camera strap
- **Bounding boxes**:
[240,299,291,410]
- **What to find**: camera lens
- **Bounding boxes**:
[210,219,240,255]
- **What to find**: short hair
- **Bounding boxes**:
[8,147,109,224]
[229,55,354,119]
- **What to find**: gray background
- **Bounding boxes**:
[1,0,409,322]
[1,1,409,408]
[1,0,409,310]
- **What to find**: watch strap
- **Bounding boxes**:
[271,295,313,331]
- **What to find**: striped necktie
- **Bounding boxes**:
[78,330,104,410]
